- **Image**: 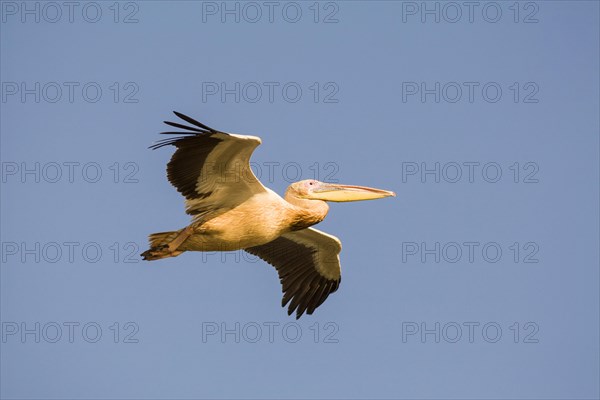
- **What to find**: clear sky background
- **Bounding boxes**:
[1,1,598,399]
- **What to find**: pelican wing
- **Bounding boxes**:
[245,228,342,319]
[150,112,266,215]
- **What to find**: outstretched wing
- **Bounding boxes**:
[245,228,342,319]
[150,112,266,216]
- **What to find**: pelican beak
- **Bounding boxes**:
[309,183,396,202]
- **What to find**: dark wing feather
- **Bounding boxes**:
[245,228,342,319]
[162,121,204,132]
[172,111,217,132]
[150,111,217,150]
[149,112,264,214]
[164,135,223,200]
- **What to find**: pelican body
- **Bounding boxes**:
[142,112,395,318]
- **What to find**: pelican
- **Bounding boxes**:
[142,112,395,318]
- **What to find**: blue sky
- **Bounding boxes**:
[1,1,599,399]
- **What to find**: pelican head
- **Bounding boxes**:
[288,179,395,202]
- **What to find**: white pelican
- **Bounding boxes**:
[142,112,395,318]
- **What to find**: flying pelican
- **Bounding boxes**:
[142,112,395,318]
